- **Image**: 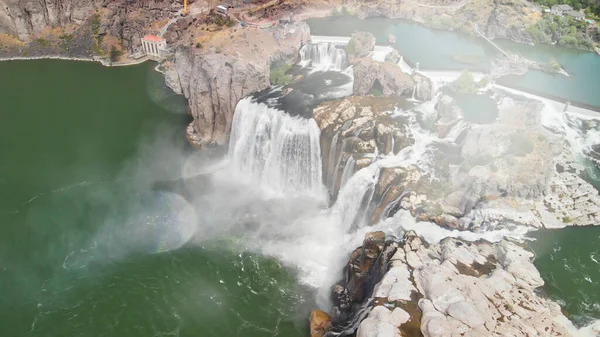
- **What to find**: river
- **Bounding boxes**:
[307,15,600,328]
[2,15,600,336]
[0,60,314,336]
[307,16,600,109]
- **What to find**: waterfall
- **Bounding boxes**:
[331,165,381,233]
[410,84,417,101]
[340,156,356,190]
[229,97,325,197]
[446,119,470,143]
[300,43,348,72]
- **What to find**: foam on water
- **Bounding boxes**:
[299,42,349,73]
[383,210,532,244]
[495,84,600,157]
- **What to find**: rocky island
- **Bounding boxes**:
[2,1,600,337]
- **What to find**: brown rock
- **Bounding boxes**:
[353,58,414,97]
[309,310,332,337]
[345,31,376,63]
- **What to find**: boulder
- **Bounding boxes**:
[384,49,401,64]
[309,310,332,337]
[346,31,376,63]
[356,232,577,337]
[412,72,433,101]
[435,95,463,139]
[353,58,414,97]
[327,232,399,331]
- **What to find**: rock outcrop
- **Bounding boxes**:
[0,0,179,52]
[314,231,592,337]
[353,58,415,97]
[313,96,414,201]
[339,0,539,45]
[345,31,375,64]
[165,22,310,148]
[313,86,600,231]
[310,310,333,337]
[353,231,589,337]
[327,231,399,334]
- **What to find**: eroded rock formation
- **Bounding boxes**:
[165,22,310,148]
[353,58,415,97]
[356,231,583,337]
[0,0,179,52]
[313,96,414,201]
[312,87,600,231]
[345,31,375,64]
[313,230,600,337]
[327,231,399,335]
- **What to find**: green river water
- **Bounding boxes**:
[0,60,313,336]
[1,16,600,336]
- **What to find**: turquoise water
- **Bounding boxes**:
[307,16,600,108]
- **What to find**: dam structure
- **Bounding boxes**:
[309,34,598,117]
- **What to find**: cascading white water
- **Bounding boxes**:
[495,85,600,157]
[229,97,325,198]
[331,165,381,233]
[340,156,356,190]
[300,42,348,72]
[446,119,470,143]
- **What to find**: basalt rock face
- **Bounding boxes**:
[0,0,180,52]
[0,0,99,40]
[353,58,415,97]
[328,231,399,334]
[313,96,414,202]
[171,49,270,147]
[345,31,375,64]
[353,231,584,337]
[341,0,538,45]
[313,89,583,231]
[166,22,310,148]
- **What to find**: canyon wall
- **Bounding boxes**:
[0,0,180,52]
[165,22,311,148]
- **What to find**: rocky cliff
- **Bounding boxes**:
[313,230,596,337]
[0,0,180,55]
[315,0,541,44]
[313,86,600,230]
[164,22,310,148]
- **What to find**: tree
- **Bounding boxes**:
[109,45,122,63]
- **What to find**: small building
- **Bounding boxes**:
[565,10,585,20]
[216,5,228,15]
[551,4,573,15]
[142,34,166,58]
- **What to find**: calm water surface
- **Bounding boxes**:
[307,16,600,108]
[0,60,313,337]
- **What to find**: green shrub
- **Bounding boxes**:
[270,63,293,86]
[109,45,122,63]
[36,38,48,46]
[370,87,383,97]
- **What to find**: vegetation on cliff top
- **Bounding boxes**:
[534,0,600,16]
[270,63,293,86]
[527,14,594,49]
[449,71,488,94]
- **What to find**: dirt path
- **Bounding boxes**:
[404,0,471,9]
